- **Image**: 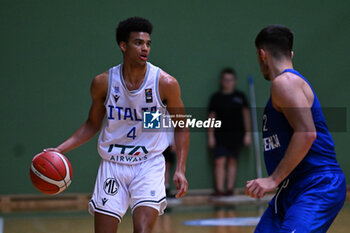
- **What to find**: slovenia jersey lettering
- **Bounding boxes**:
[262,69,341,179]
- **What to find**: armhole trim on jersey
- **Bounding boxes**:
[104,68,113,106]
[155,68,167,108]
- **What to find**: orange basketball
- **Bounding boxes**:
[30,151,73,195]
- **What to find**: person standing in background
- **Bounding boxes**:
[208,68,251,196]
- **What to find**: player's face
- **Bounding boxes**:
[122,32,151,65]
[221,73,236,92]
[256,49,270,80]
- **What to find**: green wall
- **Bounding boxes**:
[1,0,349,194]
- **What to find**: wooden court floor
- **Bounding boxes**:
[2,203,350,233]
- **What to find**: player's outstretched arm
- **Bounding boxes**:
[159,71,190,198]
[246,76,316,198]
[45,72,108,154]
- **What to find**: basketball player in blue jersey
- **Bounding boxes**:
[44,17,189,233]
[246,24,346,232]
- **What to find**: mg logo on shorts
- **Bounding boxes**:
[143,110,161,129]
[103,178,119,196]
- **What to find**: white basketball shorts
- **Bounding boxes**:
[88,155,167,222]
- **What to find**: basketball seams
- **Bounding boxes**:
[32,158,62,182]
[30,163,65,187]
[53,152,72,186]
[39,154,67,188]
[32,152,66,181]
[29,169,59,193]
[30,151,72,195]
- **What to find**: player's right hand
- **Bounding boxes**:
[43,148,62,153]
[245,177,278,198]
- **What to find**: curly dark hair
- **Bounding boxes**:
[116,17,153,45]
[255,24,294,59]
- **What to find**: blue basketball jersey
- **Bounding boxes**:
[262,69,341,179]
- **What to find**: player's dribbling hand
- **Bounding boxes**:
[245,177,278,199]
[173,171,188,198]
[43,148,62,153]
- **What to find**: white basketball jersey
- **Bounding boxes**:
[97,62,169,164]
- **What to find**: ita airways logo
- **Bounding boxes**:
[143,110,161,129]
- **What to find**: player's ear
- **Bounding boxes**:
[120,41,126,53]
[290,51,294,59]
[260,49,267,61]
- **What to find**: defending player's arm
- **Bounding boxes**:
[246,77,316,198]
[159,71,190,198]
[45,72,108,154]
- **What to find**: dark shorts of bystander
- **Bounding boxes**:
[214,144,242,159]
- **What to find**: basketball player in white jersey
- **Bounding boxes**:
[45,17,189,233]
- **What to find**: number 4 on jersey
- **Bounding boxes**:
[127,127,136,139]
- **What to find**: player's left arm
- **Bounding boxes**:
[246,77,316,198]
[159,71,190,198]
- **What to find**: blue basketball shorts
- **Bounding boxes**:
[255,171,346,233]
